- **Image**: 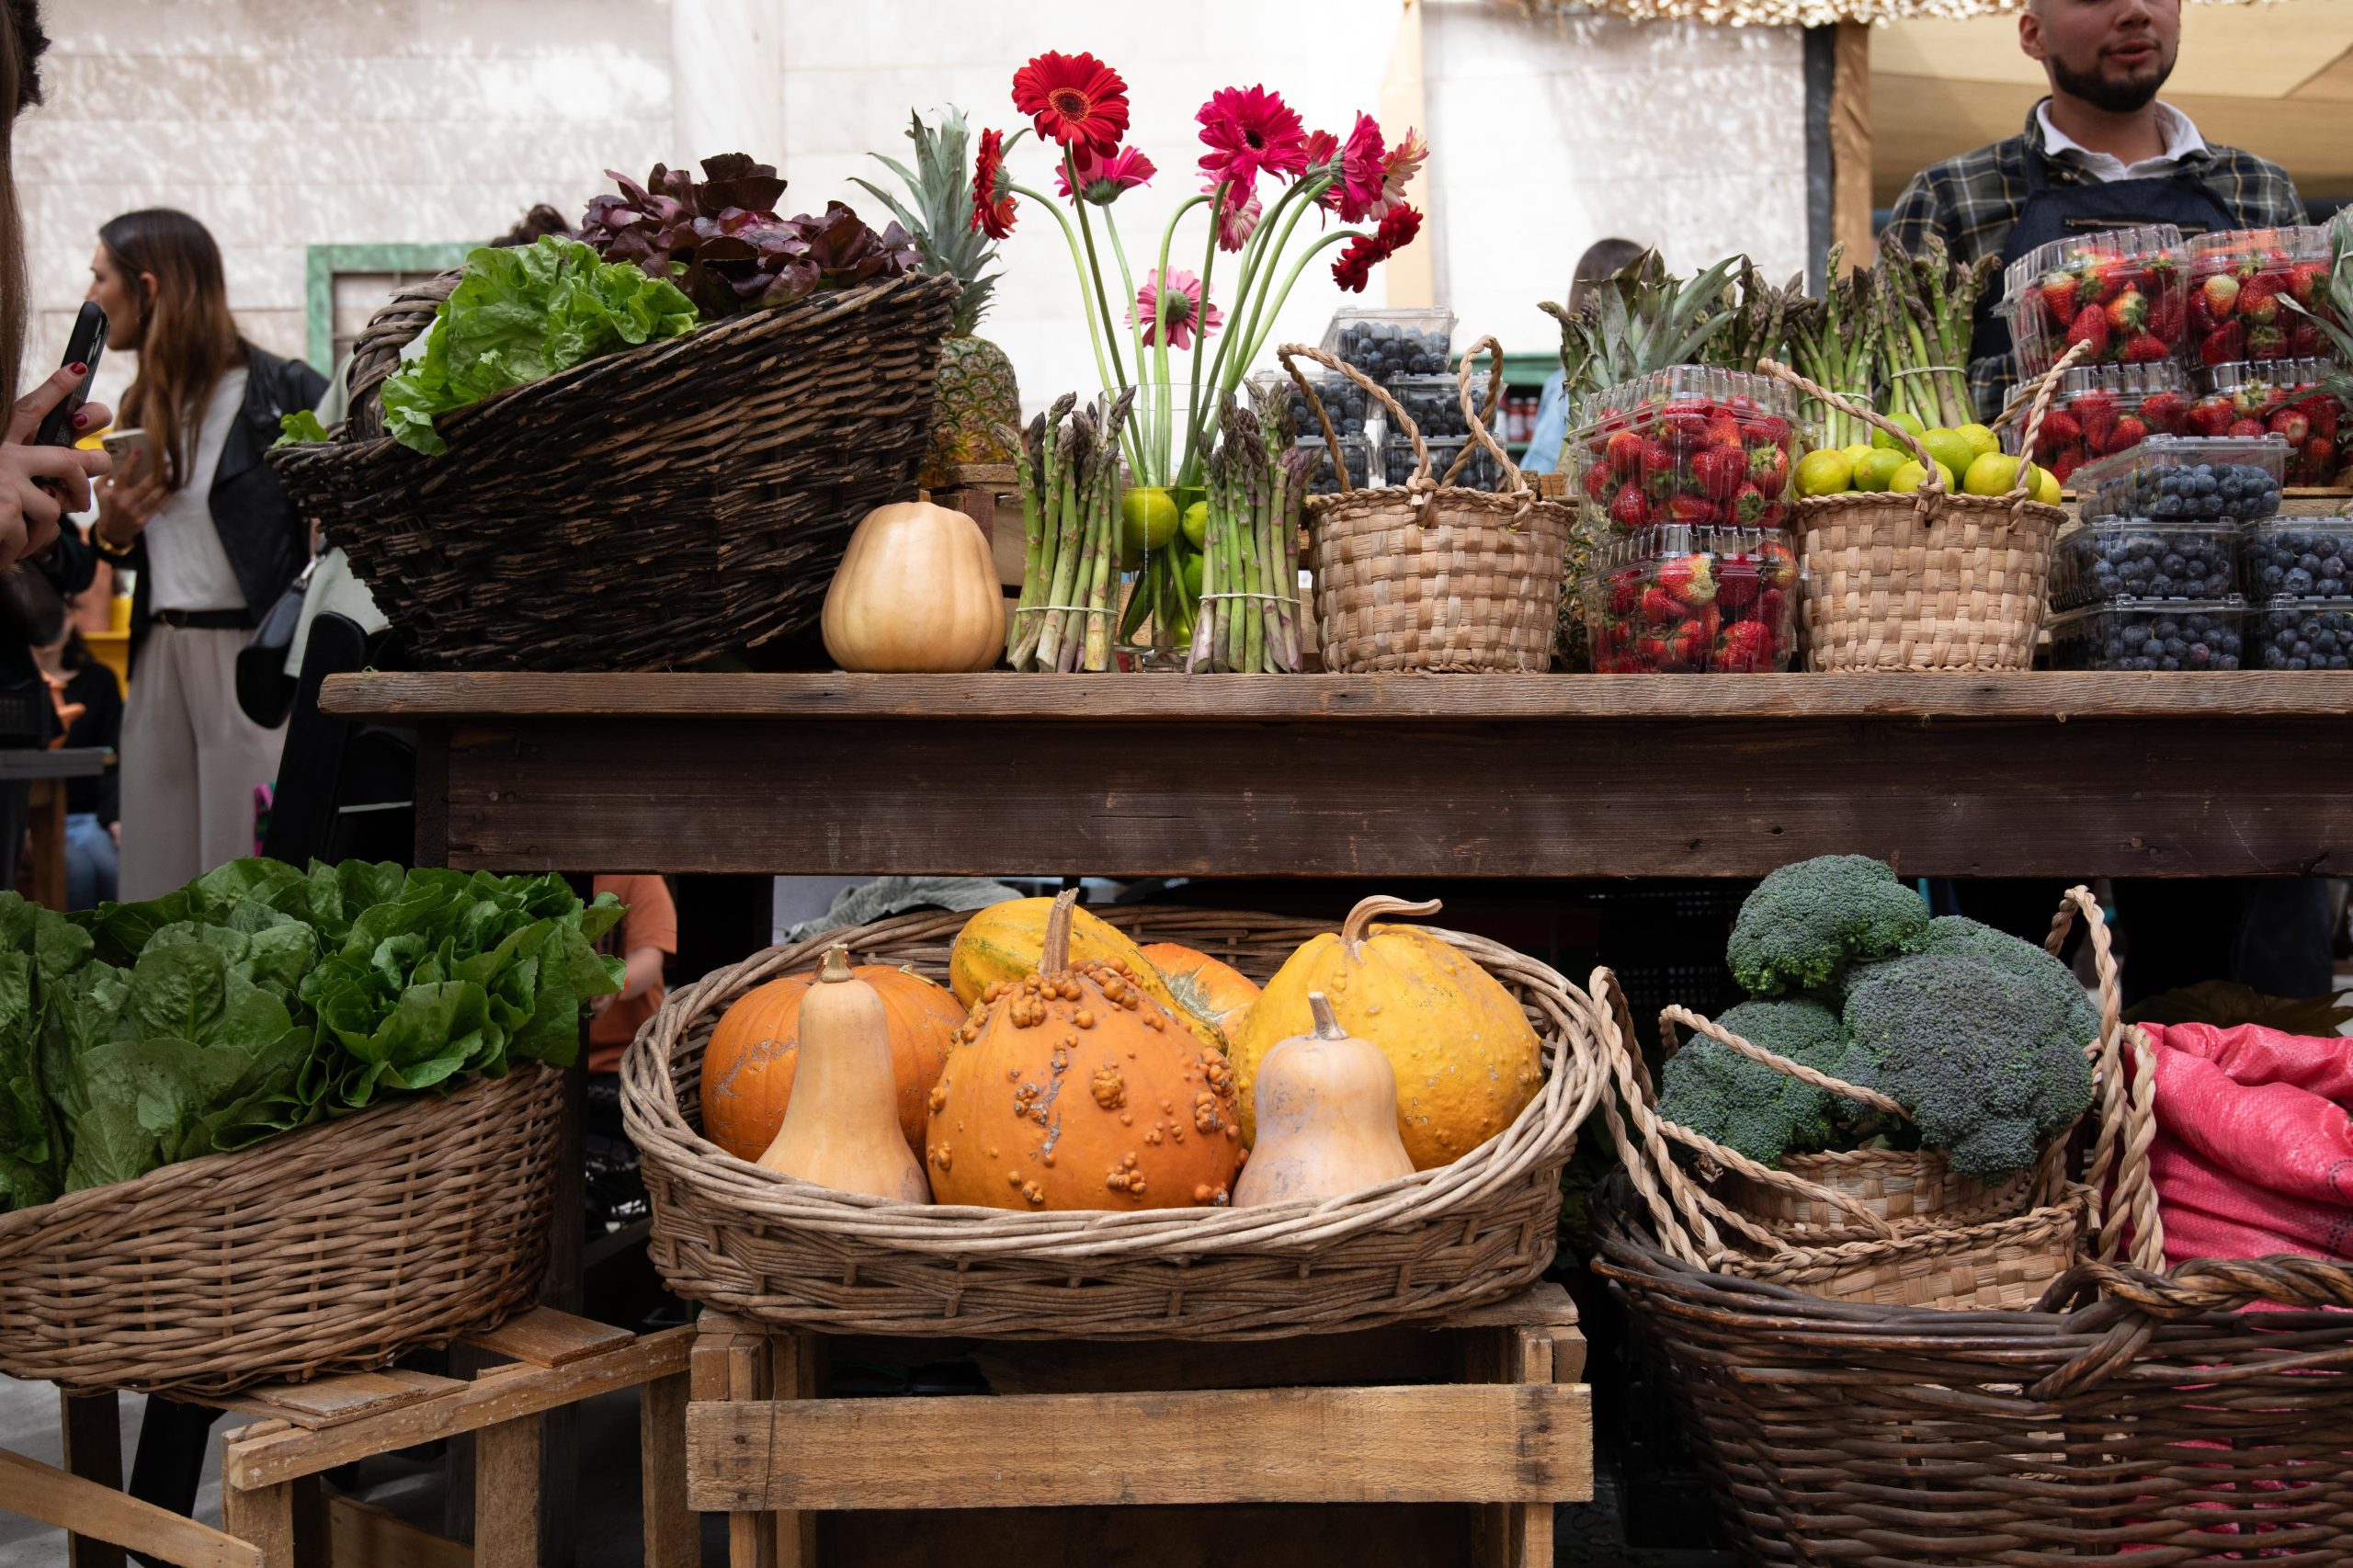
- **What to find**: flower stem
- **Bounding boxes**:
[1178,180,1231,485]
[1065,154,1130,397]
[1014,184,1122,420]
[1240,228,1362,371]
[1204,175,1332,414]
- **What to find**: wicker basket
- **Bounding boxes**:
[1720,1142,2056,1235]
[268,269,961,673]
[1764,348,2083,672]
[0,1062,563,1395]
[1284,337,1572,673]
[621,903,1603,1339]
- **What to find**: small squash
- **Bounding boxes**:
[821,501,1004,673]
[1233,896,1541,1171]
[701,963,961,1162]
[1138,942,1259,1041]
[926,892,1242,1211]
[756,946,931,1202]
[1233,993,1415,1208]
[949,899,1225,1055]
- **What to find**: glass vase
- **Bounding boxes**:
[1112,385,1207,669]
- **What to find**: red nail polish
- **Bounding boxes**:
[68,362,86,376]
[71,410,89,429]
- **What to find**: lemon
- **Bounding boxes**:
[1851,449,1909,493]
[1962,451,2020,497]
[1796,449,1853,497]
[2032,464,2062,506]
[1957,423,2001,460]
[1180,500,1209,551]
[1841,443,1875,468]
[1921,429,1976,483]
[1873,412,1927,451]
[1120,486,1179,557]
[1889,458,1955,495]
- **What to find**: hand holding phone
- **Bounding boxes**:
[1,304,115,569]
[101,428,160,491]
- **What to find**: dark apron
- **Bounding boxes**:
[1967,153,2238,383]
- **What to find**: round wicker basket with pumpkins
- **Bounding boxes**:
[620,891,1604,1339]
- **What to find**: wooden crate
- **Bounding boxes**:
[687,1284,1590,1568]
[923,462,1025,589]
[4,1309,694,1568]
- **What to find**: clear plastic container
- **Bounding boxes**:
[2046,598,2245,671]
[1285,373,1379,443]
[1383,373,1476,442]
[1295,434,1378,498]
[2187,227,2336,365]
[1565,368,1806,534]
[1998,361,2192,483]
[2191,360,2346,487]
[1390,434,1504,492]
[2072,434,2289,524]
[2049,519,2236,608]
[1320,308,1456,384]
[2003,224,2188,380]
[2253,598,2353,669]
[1583,526,1800,673]
[2243,520,2353,602]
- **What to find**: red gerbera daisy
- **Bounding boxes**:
[1329,202,1423,293]
[972,127,1017,239]
[1196,85,1308,195]
[1013,51,1130,155]
[1319,112,1386,222]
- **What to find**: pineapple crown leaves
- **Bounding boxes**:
[1540,248,1743,402]
[851,105,1000,335]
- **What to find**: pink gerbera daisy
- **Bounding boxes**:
[1211,182,1263,253]
[1195,85,1307,195]
[1129,267,1223,351]
[1054,143,1156,205]
[1370,127,1427,219]
[1320,112,1386,223]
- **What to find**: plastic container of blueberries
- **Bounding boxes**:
[2045,597,2247,671]
[2049,519,2238,609]
[2242,519,2353,603]
[2072,434,2290,523]
[1389,435,1505,491]
[1294,434,1381,498]
[1381,373,1479,441]
[1319,308,1456,366]
[2252,597,2353,670]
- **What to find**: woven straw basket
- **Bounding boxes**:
[1764,346,2084,672]
[0,1063,563,1395]
[269,269,960,673]
[621,903,1603,1339]
[1285,337,1573,673]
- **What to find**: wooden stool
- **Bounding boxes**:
[688,1284,1591,1568]
[4,1309,694,1567]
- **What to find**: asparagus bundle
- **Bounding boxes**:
[1871,232,2000,432]
[1781,245,1877,449]
[1188,388,1306,674]
[1004,391,1135,673]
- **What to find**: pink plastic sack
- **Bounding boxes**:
[2141,1021,2353,1267]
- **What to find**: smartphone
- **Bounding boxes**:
[100,427,160,490]
[34,301,108,449]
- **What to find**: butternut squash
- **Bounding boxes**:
[821,501,1004,672]
[1233,993,1414,1208]
[756,946,931,1202]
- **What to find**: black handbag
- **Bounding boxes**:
[235,556,315,729]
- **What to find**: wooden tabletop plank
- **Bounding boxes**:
[323,670,2353,723]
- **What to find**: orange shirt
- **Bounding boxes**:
[587,874,678,1072]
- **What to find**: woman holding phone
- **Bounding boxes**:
[86,208,325,898]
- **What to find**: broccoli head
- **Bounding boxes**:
[1725,855,1931,996]
[1840,952,2095,1178]
[1656,997,1851,1166]
[1838,916,2101,1050]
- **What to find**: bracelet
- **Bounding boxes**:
[90,524,134,561]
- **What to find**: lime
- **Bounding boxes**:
[1956,423,2001,460]
[1120,486,1179,557]
[1921,428,1976,483]
[1841,443,1875,468]
[1962,451,2019,497]
[1889,458,1956,495]
[1851,449,1909,493]
[1179,547,1204,597]
[1796,449,1853,497]
[1872,412,1927,451]
[1180,500,1209,551]
[2032,464,2062,506]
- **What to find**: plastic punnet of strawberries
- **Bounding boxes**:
[2187,228,2336,367]
[1569,367,1806,535]
[1584,526,1800,674]
[2005,224,2188,379]
[2001,362,2192,487]
[2190,358,2347,486]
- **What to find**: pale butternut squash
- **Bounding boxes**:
[756,946,931,1202]
[821,501,1004,672]
[1233,993,1414,1207]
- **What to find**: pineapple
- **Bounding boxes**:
[855,108,1020,486]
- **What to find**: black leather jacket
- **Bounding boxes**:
[125,342,329,666]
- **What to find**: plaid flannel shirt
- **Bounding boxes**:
[1884,102,2306,421]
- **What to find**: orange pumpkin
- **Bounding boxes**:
[926,892,1243,1211]
[701,964,963,1162]
[1138,942,1259,1042]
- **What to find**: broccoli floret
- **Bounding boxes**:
[1726,855,1931,996]
[1836,916,2102,1052]
[1840,952,2095,1178]
[1656,997,1851,1166]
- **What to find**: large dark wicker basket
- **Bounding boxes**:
[268,270,960,672]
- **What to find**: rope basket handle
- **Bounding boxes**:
[1756,357,1943,523]
[1277,342,1433,506]
[1660,1003,1904,1119]
[2043,884,2164,1272]
[1450,335,1531,499]
[2029,1254,2353,1402]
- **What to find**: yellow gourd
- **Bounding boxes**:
[949,899,1225,1055]
[821,501,1004,672]
[1233,896,1541,1170]
[756,946,931,1202]
[1233,992,1414,1207]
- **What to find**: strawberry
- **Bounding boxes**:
[1758,540,1797,589]
[2040,271,2086,325]
[2065,305,2111,358]
[1660,413,1711,449]
[2304,398,2339,441]
[1715,619,1779,673]
[1746,445,1790,494]
[2050,449,2082,486]
[1655,619,1708,671]
[2306,437,2339,482]
[2236,276,2281,326]
[2246,324,2287,359]
[2074,250,2125,301]
[2152,289,2185,344]
[2227,418,2267,438]
[2187,396,2234,437]
[1756,586,1787,631]
[1690,445,1747,501]
[1722,482,1765,526]
[1757,500,1790,530]
[1657,553,1718,608]
[2287,324,2325,359]
[2269,407,2313,446]
[1640,439,1678,483]
[2140,392,2187,435]
[2288,262,2329,308]
[2120,333,2168,364]
[2076,393,2119,453]
[2188,290,2219,338]
[2040,409,2084,449]
[1665,494,1720,526]
[1608,570,1643,616]
[1608,482,1651,530]
[1639,586,1687,627]
[1705,415,1744,448]
[1605,428,1644,476]
[1716,562,1761,609]
[2104,415,2148,455]
[2200,273,2240,318]
[1584,458,1616,503]
[1747,415,1791,448]
[2199,322,2245,366]
[2105,288,2148,335]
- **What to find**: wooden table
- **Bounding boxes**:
[324,671,2353,879]
[0,746,112,910]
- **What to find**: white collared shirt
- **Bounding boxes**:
[2036,99,2208,184]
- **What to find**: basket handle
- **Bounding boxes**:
[2045,885,2165,1272]
[1756,357,1943,523]
[2004,337,2092,506]
[2028,1254,2353,1402]
[1451,335,1530,500]
[1277,342,1434,506]
[1660,1004,1904,1119]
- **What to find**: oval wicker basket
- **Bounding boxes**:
[0,1062,563,1395]
[620,904,1603,1339]
[268,269,961,673]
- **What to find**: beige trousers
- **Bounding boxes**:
[118,623,287,902]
